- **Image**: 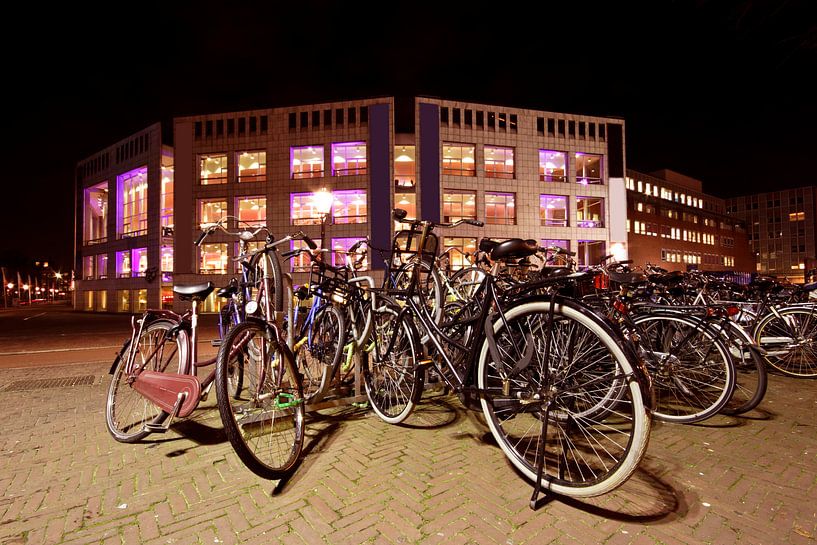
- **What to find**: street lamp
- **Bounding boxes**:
[313,188,334,252]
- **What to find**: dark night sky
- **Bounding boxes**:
[3,1,815,273]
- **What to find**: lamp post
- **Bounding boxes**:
[313,188,334,253]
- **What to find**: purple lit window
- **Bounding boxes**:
[116,250,131,278]
[132,248,148,277]
[117,166,148,238]
[83,181,108,244]
[541,239,571,266]
[290,193,322,225]
[442,143,476,176]
[83,255,94,280]
[161,245,173,273]
[291,146,324,179]
[539,150,566,182]
[575,153,602,185]
[331,237,366,269]
[484,146,514,179]
[332,142,367,176]
[199,154,227,185]
[160,163,174,229]
[96,254,108,279]
[332,190,367,224]
[237,151,267,182]
[540,195,568,226]
[485,192,515,225]
[577,197,604,228]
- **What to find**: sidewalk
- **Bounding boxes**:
[0,360,815,544]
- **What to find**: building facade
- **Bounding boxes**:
[75,97,629,312]
[626,169,753,273]
[725,187,817,283]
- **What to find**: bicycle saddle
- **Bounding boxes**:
[173,282,215,301]
[608,271,648,285]
[490,239,537,261]
[647,271,684,285]
[479,238,499,254]
[217,278,238,298]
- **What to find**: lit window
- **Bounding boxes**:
[135,289,148,312]
[200,243,228,274]
[199,199,227,228]
[291,146,324,179]
[83,255,94,280]
[161,159,174,229]
[236,196,266,227]
[540,195,568,226]
[443,190,476,222]
[83,181,108,244]
[199,154,227,185]
[485,192,515,225]
[332,142,367,176]
[132,248,148,277]
[442,237,477,271]
[578,240,606,267]
[575,153,602,185]
[442,143,476,176]
[290,239,319,273]
[541,239,571,266]
[539,150,566,182]
[118,166,148,238]
[161,246,173,273]
[96,254,108,279]
[116,250,131,278]
[394,145,415,184]
[291,193,322,225]
[97,290,108,311]
[577,197,604,228]
[117,290,130,312]
[395,181,416,231]
[789,212,805,221]
[237,151,267,182]
[331,237,367,269]
[484,146,514,179]
[332,190,367,224]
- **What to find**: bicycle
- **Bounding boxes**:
[364,210,652,506]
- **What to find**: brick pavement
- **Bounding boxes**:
[0,361,815,544]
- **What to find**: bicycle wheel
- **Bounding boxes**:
[247,250,285,316]
[448,265,486,301]
[477,299,651,498]
[754,306,817,378]
[633,313,735,423]
[215,320,305,479]
[392,259,444,325]
[363,298,424,424]
[719,322,767,415]
[295,304,345,404]
[106,320,188,443]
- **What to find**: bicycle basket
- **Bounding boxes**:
[390,229,438,269]
[309,262,350,304]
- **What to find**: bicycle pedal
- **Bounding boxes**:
[143,423,169,433]
[211,339,222,347]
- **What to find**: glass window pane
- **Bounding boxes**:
[442,143,476,176]
[332,142,367,176]
[199,199,227,228]
[237,151,267,182]
[575,153,603,185]
[118,167,148,238]
[200,243,228,274]
[485,192,515,225]
[540,195,568,226]
[576,196,604,228]
[332,190,367,224]
[539,150,566,182]
[443,190,476,222]
[484,146,514,179]
[236,196,266,227]
[291,146,325,179]
[200,154,228,185]
[83,181,108,244]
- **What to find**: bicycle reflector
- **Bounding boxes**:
[594,273,609,290]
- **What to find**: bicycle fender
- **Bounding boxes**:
[109,339,131,375]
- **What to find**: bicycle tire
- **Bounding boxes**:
[362,297,424,424]
[215,320,305,479]
[448,265,486,301]
[632,313,735,423]
[754,306,817,378]
[295,304,346,404]
[106,320,188,443]
[477,299,651,498]
[392,259,444,326]
[718,322,768,415]
[247,249,285,316]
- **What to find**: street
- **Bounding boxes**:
[0,306,815,544]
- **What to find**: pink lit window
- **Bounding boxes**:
[117,167,148,238]
[96,254,108,279]
[132,248,148,277]
[332,190,367,224]
[237,151,267,182]
[291,146,324,179]
[486,192,515,225]
[161,246,173,273]
[161,154,174,229]
[575,153,603,185]
[331,238,366,269]
[290,239,320,273]
[290,193,322,225]
[200,154,227,185]
[236,196,266,227]
[443,191,476,222]
[116,250,131,278]
[442,143,476,176]
[484,146,514,179]
[332,142,367,176]
[540,195,568,226]
[199,199,227,228]
[539,150,566,182]
[200,243,228,274]
[83,181,108,244]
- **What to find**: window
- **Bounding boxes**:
[578,240,606,268]
[96,254,108,279]
[237,151,266,183]
[332,190,367,224]
[83,181,108,244]
[116,250,131,278]
[132,248,148,277]
[290,193,323,225]
[442,143,476,176]
[539,150,566,182]
[577,196,604,228]
[200,243,228,274]
[290,239,319,273]
[161,246,173,273]
[789,212,805,221]
[236,196,266,227]
[540,195,568,226]
[117,290,130,312]
[541,240,571,266]
[84,291,94,311]
[83,255,94,280]
[199,199,227,228]
[291,146,324,179]
[484,146,514,179]
[331,238,366,268]
[443,190,476,222]
[160,159,173,229]
[442,237,477,271]
[199,154,227,185]
[575,153,602,184]
[135,289,148,313]
[485,192,515,225]
[117,166,148,238]
[394,146,416,227]
[332,142,367,176]
[97,290,108,311]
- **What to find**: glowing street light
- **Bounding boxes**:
[313,188,333,251]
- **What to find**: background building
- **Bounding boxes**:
[626,169,753,273]
[76,97,628,312]
[726,187,817,283]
